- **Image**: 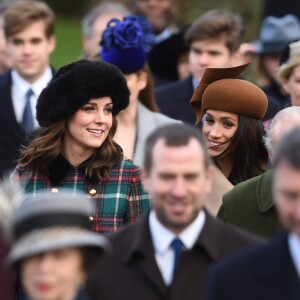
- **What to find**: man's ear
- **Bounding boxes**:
[137,71,147,91]
[280,78,290,95]
[48,35,56,54]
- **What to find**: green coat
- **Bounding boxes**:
[217,170,282,239]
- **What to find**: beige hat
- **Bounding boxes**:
[278,40,300,80]
[190,63,268,124]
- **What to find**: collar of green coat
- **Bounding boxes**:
[256,170,274,212]
[47,154,98,187]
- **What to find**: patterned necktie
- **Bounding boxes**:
[170,237,184,281]
[21,88,34,132]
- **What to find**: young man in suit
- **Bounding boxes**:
[86,123,263,300]
[154,9,244,124]
[0,1,56,176]
[208,127,300,300]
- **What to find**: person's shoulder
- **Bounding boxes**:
[207,233,289,299]
[152,111,182,125]
[155,76,192,94]
[0,70,11,86]
[139,102,182,124]
[211,232,283,276]
[208,214,266,247]
[223,172,265,204]
[110,159,142,179]
[105,214,147,245]
[222,170,273,210]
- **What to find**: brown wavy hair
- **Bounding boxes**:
[138,64,159,112]
[18,117,123,181]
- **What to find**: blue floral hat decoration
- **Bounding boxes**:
[100,15,155,74]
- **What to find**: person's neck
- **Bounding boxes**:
[19,66,49,84]
[62,147,93,167]
[215,155,233,178]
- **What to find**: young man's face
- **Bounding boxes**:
[188,38,235,83]
[7,20,56,83]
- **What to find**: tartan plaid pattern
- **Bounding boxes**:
[12,160,151,233]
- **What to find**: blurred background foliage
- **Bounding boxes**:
[1,0,264,68]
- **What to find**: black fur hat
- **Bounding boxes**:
[36,59,130,127]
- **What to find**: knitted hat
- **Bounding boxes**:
[100,15,155,74]
[190,63,268,124]
[278,40,300,80]
[36,59,130,127]
[7,191,110,267]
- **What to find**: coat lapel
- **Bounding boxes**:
[256,233,300,299]
[123,213,168,298]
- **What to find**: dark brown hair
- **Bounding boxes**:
[4,0,55,38]
[185,8,244,53]
[18,117,123,181]
[138,64,159,112]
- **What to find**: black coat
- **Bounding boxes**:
[208,232,300,300]
[155,76,196,124]
[0,69,55,176]
[86,211,264,300]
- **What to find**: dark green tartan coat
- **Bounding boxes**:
[12,157,151,233]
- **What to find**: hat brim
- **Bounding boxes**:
[8,227,110,267]
[190,63,250,124]
[252,40,288,54]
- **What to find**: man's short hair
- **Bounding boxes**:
[273,127,300,169]
[81,1,130,38]
[184,8,244,53]
[4,1,55,39]
[143,123,210,172]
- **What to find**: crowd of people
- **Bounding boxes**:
[0,0,300,300]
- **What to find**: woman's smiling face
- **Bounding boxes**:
[64,97,113,159]
[202,109,239,158]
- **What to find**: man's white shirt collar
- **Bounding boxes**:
[149,209,205,285]
[149,209,205,252]
[11,67,52,124]
[288,232,300,279]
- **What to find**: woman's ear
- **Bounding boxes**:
[137,71,147,91]
[280,78,290,95]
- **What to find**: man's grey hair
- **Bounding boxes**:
[263,106,300,155]
[81,1,130,37]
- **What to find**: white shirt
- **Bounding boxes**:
[288,232,300,279]
[11,67,52,128]
[149,210,205,285]
[155,27,173,44]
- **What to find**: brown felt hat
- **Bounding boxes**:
[190,63,268,124]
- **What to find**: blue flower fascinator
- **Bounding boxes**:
[100,15,155,74]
